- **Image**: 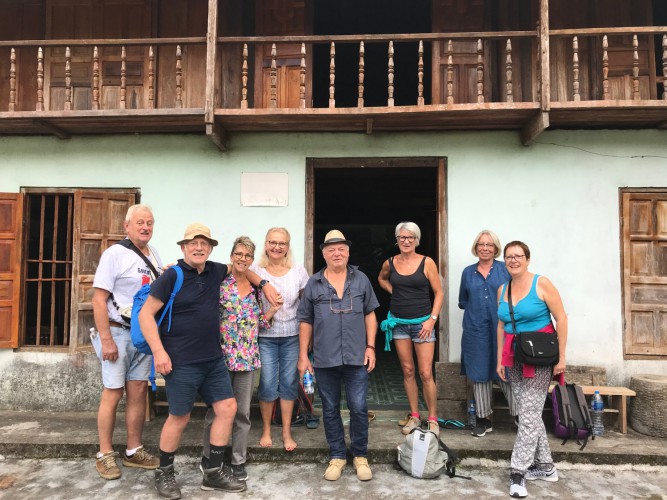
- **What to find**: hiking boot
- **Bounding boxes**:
[471,418,493,437]
[323,458,347,481]
[122,446,159,469]
[154,464,181,500]
[526,463,559,482]
[230,463,248,481]
[427,419,440,436]
[401,416,421,435]
[353,457,372,481]
[96,451,121,480]
[201,465,247,492]
[509,473,527,498]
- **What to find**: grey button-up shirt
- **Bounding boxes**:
[297,265,379,368]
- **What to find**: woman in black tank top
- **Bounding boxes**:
[378,222,444,436]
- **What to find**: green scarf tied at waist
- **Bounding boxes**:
[379,311,431,351]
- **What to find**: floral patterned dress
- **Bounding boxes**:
[219,273,270,372]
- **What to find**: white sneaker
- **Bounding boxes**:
[509,473,527,498]
[526,463,558,482]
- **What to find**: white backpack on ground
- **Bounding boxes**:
[396,427,464,479]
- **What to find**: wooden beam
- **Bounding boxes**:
[657,120,667,129]
[366,118,373,134]
[205,0,219,125]
[206,122,226,151]
[33,120,70,139]
[539,0,550,112]
[520,111,549,146]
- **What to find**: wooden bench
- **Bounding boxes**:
[548,384,636,434]
[145,378,207,422]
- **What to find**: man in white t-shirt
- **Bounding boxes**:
[91,204,163,480]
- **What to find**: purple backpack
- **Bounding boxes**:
[551,383,594,450]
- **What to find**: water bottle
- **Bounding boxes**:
[591,391,604,437]
[468,400,477,428]
[303,370,314,394]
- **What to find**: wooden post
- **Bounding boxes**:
[476,39,484,104]
[64,47,72,111]
[602,35,610,100]
[539,0,550,111]
[299,43,306,108]
[9,48,16,112]
[632,34,640,100]
[270,43,278,108]
[241,43,248,109]
[663,35,667,102]
[329,42,335,108]
[417,40,424,106]
[573,36,580,102]
[204,0,219,124]
[92,46,100,110]
[175,45,183,108]
[388,41,395,107]
[506,39,513,103]
[446,40,454,105]
[36,47,44,111]
[148,46,155,109]
[120,46,127,109]
[358,41,365,108]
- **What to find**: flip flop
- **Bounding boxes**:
[368,411,376,423]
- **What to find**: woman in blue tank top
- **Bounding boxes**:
[378,222,444,436]
[496,241,568,499]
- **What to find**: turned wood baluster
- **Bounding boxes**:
[36,47,44,111]
[241,44,249,109]
[148,46,155,109]
[602,35,609,100]
[632,34,640,100]
[329,42,335,108]
[663,35,667,101]
[120,46,127,109]
[299,43,306,108]
[64,46,72,111]
[270,43,277,108]
[358,41,365,108]
[446,40,454,104]
[175,45,183,108]
[505,39,513,103]
[388,41,395,107]
[9,48,16,111]
[476,39,484,103]
[92,46,100,110]
[573,36,580,101]
[417,40,424,106]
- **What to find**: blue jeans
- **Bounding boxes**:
[258,336,299,401]
[315,364,369,459]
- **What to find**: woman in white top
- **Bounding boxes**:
[251,227,309,451]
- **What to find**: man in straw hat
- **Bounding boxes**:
[297,229,379,482]
[140,222,280,499]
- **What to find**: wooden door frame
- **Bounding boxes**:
[305,156,449,361]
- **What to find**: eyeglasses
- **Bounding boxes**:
[504,254,526,262]
[330,288,353,314]
[267,240,289,248]
[397,235,416,242]
[186,240,211,249]
[232,252,254,260]
[476,243,495,248]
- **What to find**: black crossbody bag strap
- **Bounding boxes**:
[507,280,518,334]
[116,238,160,280]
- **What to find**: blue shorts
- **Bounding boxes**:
[392,323,436,343]
[91,326,152,389]
[163,357,234,416]
[257,335,299,401]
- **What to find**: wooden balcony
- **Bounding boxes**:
[1,27,666,148]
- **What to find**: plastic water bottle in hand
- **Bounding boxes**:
[591,390,604,437]
[468,400,477,428]
[303,370,314,394]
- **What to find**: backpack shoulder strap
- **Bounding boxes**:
[559,384,575,445]
[157,265,184,332]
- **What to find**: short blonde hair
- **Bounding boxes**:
[395,221,421,246]
[257,227,293,268]
[231,236,255,257]
[471,229,501,258]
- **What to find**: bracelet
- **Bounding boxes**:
[366,345,375,351]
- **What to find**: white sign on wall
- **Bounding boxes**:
[240,173,289,206]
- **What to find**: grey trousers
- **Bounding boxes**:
[202,370,255,466]
[473,379,517,418]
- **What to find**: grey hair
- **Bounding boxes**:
[395,221,421,245]
[471,229,502,258]
[125,204,154,223]
[231,236,256,257]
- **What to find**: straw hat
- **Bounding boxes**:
[177,222,219,247]
[319,229,352,249]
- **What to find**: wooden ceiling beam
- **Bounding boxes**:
[206,122,226,151]
[33,119,70,140]
[520,111,549,146]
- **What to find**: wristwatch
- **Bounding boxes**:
[430,315,438,321]
[259,279,269,289]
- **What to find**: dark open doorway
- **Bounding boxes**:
[306,157,445,410]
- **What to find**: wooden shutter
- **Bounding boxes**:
[71,190,135,350]
[622,191,667,357]
[0,193,23,348]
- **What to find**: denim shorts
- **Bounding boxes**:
[91,326,152,389]
[392,323,436,343]
[257,335,299,401]
[163,357,234,416]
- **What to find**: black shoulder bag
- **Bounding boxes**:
[507,280,559,366]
